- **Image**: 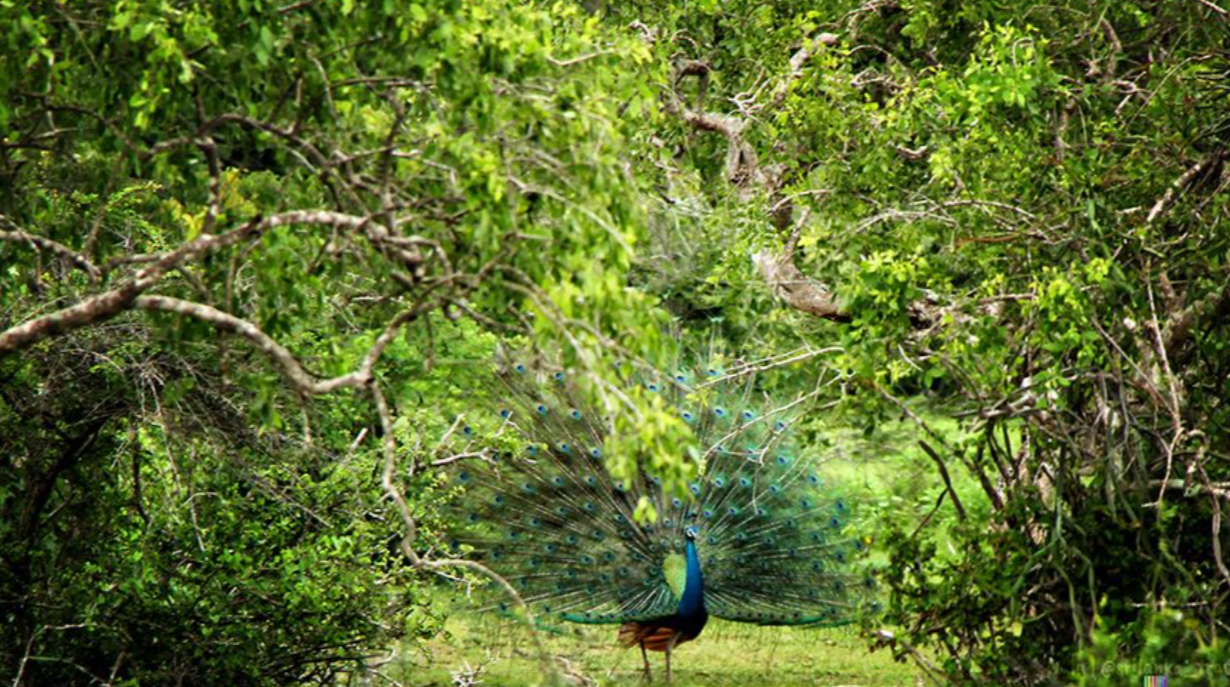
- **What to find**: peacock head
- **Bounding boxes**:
[684,525,699,541]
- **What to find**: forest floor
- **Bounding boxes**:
[395,618,922,686]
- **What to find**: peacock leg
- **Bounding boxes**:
[664,634,678,684]
[664,645,671,684]
[640,641,652,682]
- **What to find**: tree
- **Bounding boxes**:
[0,1,682,683]
[5,1,1230,684]
[593,1,1230,683]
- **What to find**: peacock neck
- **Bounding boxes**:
[678,539,705,617]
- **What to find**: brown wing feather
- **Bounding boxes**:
[617,622,697,652]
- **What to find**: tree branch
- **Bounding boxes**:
[133,295,427,396]
[918,440,968,521]
[751,208,850,321]
[1146,148,1226,224]
[0,210,370,356]
[666,41,849,322]
[1163,282,1230,366]
[0,224,99,282]
[370,382,561,683]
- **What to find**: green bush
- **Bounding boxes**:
[0,332,436,686]
[1076,609,1230,687]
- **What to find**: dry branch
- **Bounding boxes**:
[665,36,848,322]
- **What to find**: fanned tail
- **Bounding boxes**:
[441,353,876,629]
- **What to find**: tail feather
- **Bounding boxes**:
[443,354,876,628]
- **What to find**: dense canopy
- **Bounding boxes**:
[2,1,1228,685]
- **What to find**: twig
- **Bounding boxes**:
[548,51,615,67]
[1190,0,1228,16]
[1147,150,1225,224]
[872,629,947,687]
[918,440,967,521]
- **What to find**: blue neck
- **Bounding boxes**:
[678,539,705,616]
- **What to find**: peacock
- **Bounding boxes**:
[443,355,875,682]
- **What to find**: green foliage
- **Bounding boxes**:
[1076,609,1230,687]
[4,0,1230,684]
[592,0,1230,683]
[0,329,438,685]
[0,0,681,681]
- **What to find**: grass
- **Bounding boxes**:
[395,617,921,686]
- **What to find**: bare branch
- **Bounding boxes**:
[918,440,968,521]
[1146,149,1226,224]
[369,382,561,682]
[751,208,849,321]
[1164,282,1230,365]
[872,629,948,687]
[0,223,99,282]
[547,50,616,68]
[0,210,370,356]
[771,33,839,107]
[133,295,429,395]
[665,38,850,322]
[1190,0,1228,16]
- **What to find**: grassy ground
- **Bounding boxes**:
[395,618,921,686]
